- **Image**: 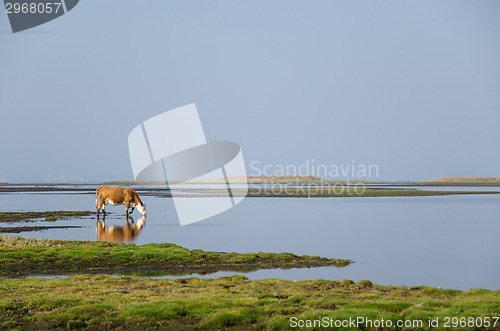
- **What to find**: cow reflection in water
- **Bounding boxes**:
[96,215,146,243]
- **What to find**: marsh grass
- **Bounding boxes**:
[0,275,498,330]
[0,235,69,249]
[0,211,94,223]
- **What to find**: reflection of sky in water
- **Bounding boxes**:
[2,191,500,291]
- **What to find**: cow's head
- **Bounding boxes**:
[137,201,147,215]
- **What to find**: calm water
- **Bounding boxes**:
[1,188,499,290]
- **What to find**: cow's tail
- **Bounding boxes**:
[96,187,101,209]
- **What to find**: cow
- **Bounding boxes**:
[96,215,146,243]
[96,186,146,216]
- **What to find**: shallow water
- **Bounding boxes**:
[1,188,499,290]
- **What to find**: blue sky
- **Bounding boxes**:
[1,0,499,182]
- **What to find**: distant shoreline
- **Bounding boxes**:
[104,175,500,187]
[0,183,498,197]
[2,175,500,187]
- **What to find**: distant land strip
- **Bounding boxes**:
[104,175,500,185]
[103,176,373,185]
[243,188,499,198]
[421,176,500,183]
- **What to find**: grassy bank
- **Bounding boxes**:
[0,275,499,330]
[0,235,350,277]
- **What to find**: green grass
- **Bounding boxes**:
[0,235,351,277]
[0,275,498,330]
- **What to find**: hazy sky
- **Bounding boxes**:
[1,0,499,182]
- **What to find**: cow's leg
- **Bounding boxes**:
[96,200,103,216]
[101,201,107,215]
[97,196,107,216]
[125,200,133,215]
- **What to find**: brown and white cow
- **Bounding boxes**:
[96,186,147,216]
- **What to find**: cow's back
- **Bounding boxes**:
[99,187,134,203]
